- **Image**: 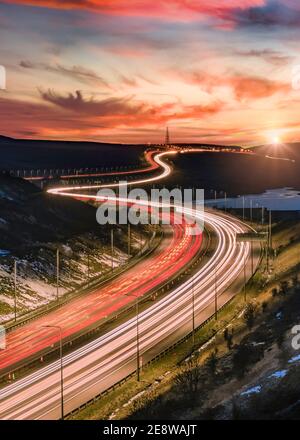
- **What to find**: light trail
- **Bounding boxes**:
[0,215,201,371]
[0,211,251,420]
[47,150,177,195]
[265,154,296,163]
[0,148,255,420]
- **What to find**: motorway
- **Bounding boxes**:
[0,149,255,419]
[0,216,202,372]
[0,151,187,372]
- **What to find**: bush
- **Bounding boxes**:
[232,342,263,379]
[262,301,268,313]
[206,350,218,376]
[243,302,258,329]
[174,359,204,396]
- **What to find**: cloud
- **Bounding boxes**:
[118,74,159,88]
[5,1,300,32]
[3,1,266,23]
[39,89,145,116]
[229,75,289,100]
[235,49,293,66]
[39,89,222,121]
[19,60,35,68]
[0,89,223,140]
[230,1,300,28]
[19,61,111,88]
[179,70,289,101]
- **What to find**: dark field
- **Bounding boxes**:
[167,150,300,197]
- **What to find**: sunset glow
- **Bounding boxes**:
[0,0,300,145]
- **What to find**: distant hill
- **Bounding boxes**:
[254,143,300,161]
[0,135,145,170]
[0,135,14,142]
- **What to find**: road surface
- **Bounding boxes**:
[0,215,202,372]
[0,208,253,419]
[0,149,257,419]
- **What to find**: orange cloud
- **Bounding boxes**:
[0,90,223,140]
[3,0,266,22]
[179,70,289,101]
[228,75,289,100]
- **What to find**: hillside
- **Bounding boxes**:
[115,219,300,421]
[0,135,145,170]
[254,142,300,161]
[0,175,144,322]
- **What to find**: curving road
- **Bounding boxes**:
[0,216,202,372]
[0,151,187,372]
[0,148,255,419]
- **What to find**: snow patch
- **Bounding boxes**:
[241,385,262,396]
[269,370,287,379]
[288,354,300,364]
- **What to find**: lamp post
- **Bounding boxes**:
[56,249,60,302]
[214,264,218,320]
[111,228,114,271]
[269,209,272,251]
[42,325,64,419]
[122,293,140,381]
[128,223,131,257]
[243,247,247,302]
[192,276,195,348]
[237,242,247,302]
[14,260,17,322]
[87,252,90,285]
[187,269,196,347]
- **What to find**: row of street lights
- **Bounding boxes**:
[12,234,250,420]
[11,224,134,322]
[9,222,256,420]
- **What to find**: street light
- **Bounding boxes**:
[214,264,218,320]
[42,325,64,419]
[128,223,131,257]
[13,260,17,322]
[111,228,114,271]
[56,249,59,302]
[190,275,195,348]
[122,293,140,381]
[187,269,196,347]
[243,247,247,302]
[237,242,247,302]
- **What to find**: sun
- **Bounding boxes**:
[271,135,281,145]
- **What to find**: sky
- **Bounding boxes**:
[0,0,300,145]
